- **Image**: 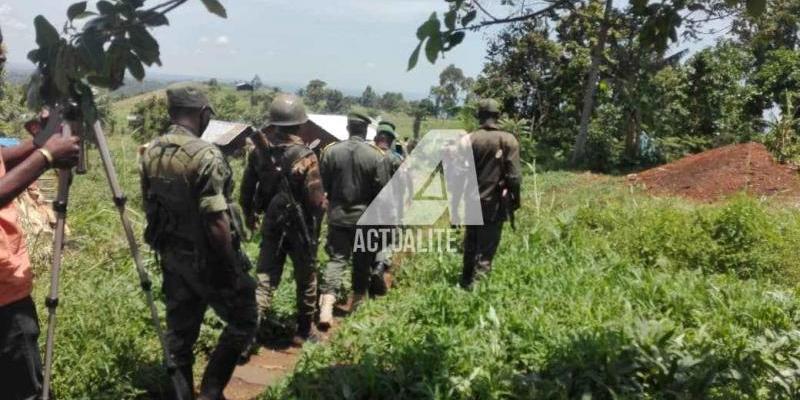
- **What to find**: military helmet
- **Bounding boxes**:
[167,87,214,112]
[267,93,309,126]
[377,121,396,139]
[477,98,501,115]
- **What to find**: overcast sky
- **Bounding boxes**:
[0,1,728,99]
[0,0,498,98]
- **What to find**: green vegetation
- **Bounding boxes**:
[265,173,800,399]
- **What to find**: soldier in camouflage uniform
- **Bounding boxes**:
[139,88,257,400]
[240,94,326,345]
[461,99,522,290]
[318,113,388,328]
[370,121,405,296]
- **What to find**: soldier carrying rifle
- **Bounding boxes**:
[240,94,327,346]
[139,88,258,400]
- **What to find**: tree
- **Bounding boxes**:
[26,0,228,123]
[379,92,406,112]
[430,64,473,117]
[130,96,169,143]
[304,79,328,108]
[360,85,378,108]
[251,74,263,91]
[324,89,347,113]
[410,0,766,166]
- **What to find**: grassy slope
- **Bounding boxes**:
[264,173,800,399]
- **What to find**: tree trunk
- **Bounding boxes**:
[570,0,615,166]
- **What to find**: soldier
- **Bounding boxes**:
[318,113,388,329]
[460,99,522,290]
[240,94,326,346]
[370,121,405,296]
[139,88,257,400]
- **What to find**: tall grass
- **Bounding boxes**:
[264,173,800,399]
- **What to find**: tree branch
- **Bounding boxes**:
[471,0,499,21]
[455,0,576,32]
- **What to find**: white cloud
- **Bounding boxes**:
[199,36,210,44]
[366,62,376,69]
[215,35,229,45]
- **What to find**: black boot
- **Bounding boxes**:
[199,343,240,400]
[171,364,195,400]
[291,315,319,347]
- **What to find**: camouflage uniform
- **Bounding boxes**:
[140,121,257,399]
[319,115,389,300]
[240,132,325,333]
[461,100,522,289]
[371,121,406,296]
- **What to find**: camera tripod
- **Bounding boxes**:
[39,111,188,400]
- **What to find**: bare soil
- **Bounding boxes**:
[628,142,800,202]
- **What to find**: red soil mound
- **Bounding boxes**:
[628,142,800,202]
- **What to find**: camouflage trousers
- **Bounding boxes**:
[461,221,505,289]
[159,246,257,399]
[320,225,377,296]
[256,226,318,322]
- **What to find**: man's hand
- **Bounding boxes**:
[43,136,80,169]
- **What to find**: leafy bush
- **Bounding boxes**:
[129,96,169,143]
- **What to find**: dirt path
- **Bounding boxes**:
[223,304,349,400]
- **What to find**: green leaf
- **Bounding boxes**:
[424,33,442,64]
[408,42,422,71]
[67,2,88,20]
[201,0,228,18]
[96,1,115,15]
[137,10,169,27]
[746,0,766,16]
[78,29,105,71]
[27,49,41,63]
[448,31,465,48]
[417,13,438,40]
[128,26,161,65]
[462,10,477,26]
[33,16,60,49]
[126,53,145,81]
[444,11,456,30]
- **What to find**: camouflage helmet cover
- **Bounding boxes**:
[477,98,501,115]
[268,93,309,126]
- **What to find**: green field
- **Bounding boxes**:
[32,120,800,398]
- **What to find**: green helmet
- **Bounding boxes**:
[377,121,396,139]
[477,98,501,115]
[268,93,308,126]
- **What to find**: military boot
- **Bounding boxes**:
[172,364,195,400]
[318,294,336,330]
[199,343,240,400]
[291,315,320,347]
[351,293,367,312]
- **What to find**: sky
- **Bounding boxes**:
[0,1,730,99]
[0,0,497,98]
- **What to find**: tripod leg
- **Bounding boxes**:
[42,119,72,400]
[90,122,191,400]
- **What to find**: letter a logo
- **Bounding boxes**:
[359,130,483,226]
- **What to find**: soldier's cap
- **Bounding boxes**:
[347,112,372,126]
[167,87,215,113]
[377,121,396,137]
[477,98,501,115]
